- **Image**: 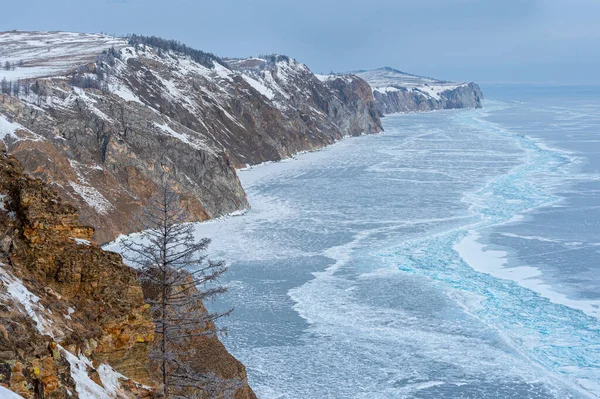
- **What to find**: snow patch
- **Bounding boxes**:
[373,86,401,93]
[65,306,75,320]
[314,74,333,82]
[73,88,113,122]
[153,121,214,153]
[61,347,116,399]
[71,237,91,246]
[0,114,23,142]
[0,386,26,399]
[356,68,467,101]
[97,364,127,396]
[0,264,54,336]
[69,182,114,215]
[241,74,275,100]
[109,83,144,105]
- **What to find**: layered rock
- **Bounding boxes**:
[353,67,483,115]
[0,31,382,243]
[0,153,256,398]
[0,152,154,397]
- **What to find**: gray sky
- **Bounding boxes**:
[2,0,599,84]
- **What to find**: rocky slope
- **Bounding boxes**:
[352,67,483,114]
[0,31,382,243]
[0,152,256,399]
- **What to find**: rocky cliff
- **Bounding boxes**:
[0,31,382,243]
[353,67,483,115]
[0,153,256,398]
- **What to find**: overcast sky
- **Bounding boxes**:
[1,0,598,84]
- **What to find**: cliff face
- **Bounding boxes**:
[354,67,483,115]
[0,31,382,243]
[0,153,256,398]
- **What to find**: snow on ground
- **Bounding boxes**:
[97,364,130,396]
[0,386,25,399]
[71,237,91,246]
[314,74,332,82]
[0,113,43,143]
[0,31,127,81]
[153,120,216,153]
[414,84,465,101]
[69,182,114,215]
[373,86,402,93]
[0,264,54,336]
[72,88,113,122]
[109,82,145,105]
[213,62,234,82]
[0,114,22,142]
[356,67,467,101]
[241,74,275,100]
[61,346,123,399]
[354,67,441,87]
[315,73,354,84]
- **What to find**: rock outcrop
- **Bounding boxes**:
[353,67,483,115]
[0,153,256,398]
[0,31,382,243]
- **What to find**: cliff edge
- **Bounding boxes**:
[353,67,483,114]
[0,31,382,243]
[0,153,256,398]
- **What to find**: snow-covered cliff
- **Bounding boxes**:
[0,31,382,243]
[353,67,483,114]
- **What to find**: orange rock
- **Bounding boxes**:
[41,375,60,394]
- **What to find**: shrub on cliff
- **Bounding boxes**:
[127,34,226,69]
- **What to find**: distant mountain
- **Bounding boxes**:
[350,67,484,114]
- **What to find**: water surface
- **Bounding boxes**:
[172,86,600,398]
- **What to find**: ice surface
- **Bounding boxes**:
[455,230,600,318]
[109,87,600,399]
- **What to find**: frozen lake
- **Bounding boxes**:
[112,85,600,398]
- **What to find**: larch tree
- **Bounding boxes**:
[120,182,238,398]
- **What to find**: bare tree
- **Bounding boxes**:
[120,182,236,398]
[1,78,9,95]
[32,80,49,106]
[12,80,20,97]
[3,61,10,71]
[23,79,30,97]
